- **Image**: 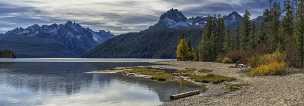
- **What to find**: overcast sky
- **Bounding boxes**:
[0,0,269,34]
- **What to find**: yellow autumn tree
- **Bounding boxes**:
[176,34,191,61]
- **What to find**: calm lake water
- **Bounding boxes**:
[0,59,199,106]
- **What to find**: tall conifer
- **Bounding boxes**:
[297,0,304,67]
[240,10,251,50]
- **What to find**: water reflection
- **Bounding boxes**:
[0,62,198,106]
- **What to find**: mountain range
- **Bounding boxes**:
[2,2,292,58]
[0,21,112,57]
[85,9,242,58]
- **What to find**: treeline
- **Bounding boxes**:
[0,50,16,58]
[177,0,304,68]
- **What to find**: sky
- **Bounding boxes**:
[0,0,269,34]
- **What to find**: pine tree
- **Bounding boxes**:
[257,9,272,53]
[250,22,257,49]
[199,16,216,61]
[187,38,194,60]
[282,0,294,49]
[235,29,241,50]
[224,29,233,53]
[215,16,225,56]
[240,10,252,50]
[176,34,190,61]
[192,48,200,61]
[297,0,304,67]
[270,2,282,51]
[282,0,297,65]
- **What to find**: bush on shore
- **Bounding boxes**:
[0,50,16,58]
[218,50,250,64]
[220,57,233,63]
[248,51,287,76]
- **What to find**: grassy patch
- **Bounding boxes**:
[198,69,213,73]
[224,83,249,92]
[176,79,208,92]
[190,74,236,84]
[177,69,195,77]
[124,67,235,84]
[125,67,173,81]
[176,68,234,84]
[177,68,212,77]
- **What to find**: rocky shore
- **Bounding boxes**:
[159,61,304,106]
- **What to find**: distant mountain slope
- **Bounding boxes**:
[85,9,242,58]
[86,27,202,58]
[0,21,113,58]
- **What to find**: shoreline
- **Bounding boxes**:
[88,61,250,105]
[159,61,304,106]
[87,61,304,106]
[0,58,174,63]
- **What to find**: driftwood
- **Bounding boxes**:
[170,90,200,100]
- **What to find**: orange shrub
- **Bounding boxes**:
[248,51,287,76]
[249,61,287,76]
[249,51,286,67]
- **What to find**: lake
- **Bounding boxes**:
[0,59,199,106]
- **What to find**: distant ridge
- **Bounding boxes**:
[0,21,113,58]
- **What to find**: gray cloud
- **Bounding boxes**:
[0,3,45,31]
[176,0,268,17]
[0,0,269,34]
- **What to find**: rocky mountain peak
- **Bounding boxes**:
[28,24,40,29]
[160,8,187,22]
[222,11,242,29]
[226,11,242,20]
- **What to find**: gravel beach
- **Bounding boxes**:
[158,61,304,106]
